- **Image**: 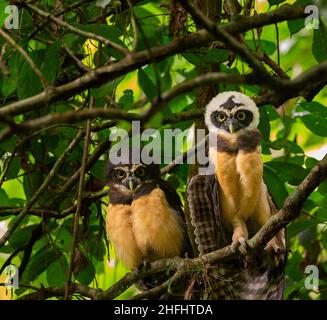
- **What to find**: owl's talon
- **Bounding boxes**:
[264,241,285,266]
[230,237,248,256]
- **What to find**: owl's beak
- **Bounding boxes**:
[229,123,236,134]
[123,177,138,191]
[128,180,135,191]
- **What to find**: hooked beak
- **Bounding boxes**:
[128,180,135,191]
[229,123,236,134]
[124,177,138,192]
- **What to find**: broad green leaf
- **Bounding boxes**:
[8,225,37,248]
[301,114,327,137]
[168,94,191,114]
[182,48,229,68]
[263,165,288,209]
[0,1,9,27]
[266,161,308,185]
[46,256,68,287]
[75,258,96,285]
[41,40,61,84]
[0,189,10,206]
[258,106,270,140]
[138,68,157,101]
[6,157,20,180]
[23,245,61,282]
[287,219,318,239]
[312,20,327,63]
[90,159,106,180]
[269,139,304,154]
[246,40,276,55]
[91,77,123,99]
[74,23,126,59]
[17,51,42,99]
[299,101,327,118]
[264,105,280,121]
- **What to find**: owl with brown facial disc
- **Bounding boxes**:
[204,91,285,254]
[104,156,192,270]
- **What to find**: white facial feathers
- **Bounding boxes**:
[205,91,260,135]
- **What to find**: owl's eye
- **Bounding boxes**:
[135,167,146,177]
[236,111,247,121]
[216,113,227,122]
[115,169,126,179]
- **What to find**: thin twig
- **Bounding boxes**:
[64,100,93,299]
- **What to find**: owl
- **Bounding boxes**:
[104,156,192,270]
[187,91,286,300]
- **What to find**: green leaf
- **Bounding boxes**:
[91,77,122,99]
[90,160,106,180]
[287,219,318,239]
[287,18,305,36]
[0,1,9,27]
[74,23,126,59]
[6,157,20,180]
[258,106,270,140]
[8,225,37,248]
[46,256,68,287]
[23,245,60,282]
[182,48,229,68]
[264,105,280,121]
[301,114,327,137]
[263,165,288,209]
[312,20,327,63]
[138,68,157,101]
[41,40,61,84]
[266,161,308,185]
[17,51,42,99]
[246,40,276,55]
[76,258,96,285]
[168,94,191,114]
[269,139,304,154]
[0,189,10,206]
[299,101,327,118]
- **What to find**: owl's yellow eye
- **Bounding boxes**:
[115,169,126,179]
[236,111,246,121]
[216,113,227,122]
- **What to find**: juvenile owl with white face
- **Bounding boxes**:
[205,91,259,135]
[204,91,284,254]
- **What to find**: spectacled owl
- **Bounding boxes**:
[187,91,286,300]
[104,156,192,270]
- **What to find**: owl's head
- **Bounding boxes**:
[205,91,259,135]
[104,160,160,194]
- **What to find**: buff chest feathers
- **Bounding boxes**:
[104,161,191,269]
